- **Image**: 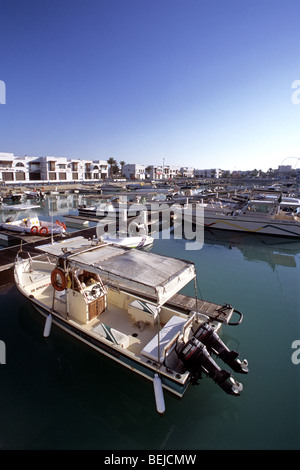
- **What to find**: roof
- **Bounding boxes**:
[38,237,196,306]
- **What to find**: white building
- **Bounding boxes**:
[0,153,108,184]
[180,167,194,178]
[194,168,222,179]
[277,165,292,173]
[122,164,146,180]
[145,165,181,180]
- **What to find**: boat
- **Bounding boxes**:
[1,216,66,236]
[0,203,40,211]
[177,198,300,238]
[77,197,151,219]
[2,192,23,203]
[100,232,154,249]
[14,236,248,413]
[23,190,45,200]
[63,215,90,228]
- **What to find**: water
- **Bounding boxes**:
[0,194,300,450]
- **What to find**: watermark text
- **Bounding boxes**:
[291,340,300,364]
[0,80,6,104]
[291,80,300,104]
[0,340,6,364]
[95,199,204,250]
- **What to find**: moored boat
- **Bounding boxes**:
[1,216,66,236]
[14,236,248,412]
[178,198,300,238]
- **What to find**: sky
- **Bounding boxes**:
[1,0,300,172]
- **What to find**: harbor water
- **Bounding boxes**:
[0,193,299,450]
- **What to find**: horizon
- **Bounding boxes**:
[1,0,300,172]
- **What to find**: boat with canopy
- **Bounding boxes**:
[14,236,248,413]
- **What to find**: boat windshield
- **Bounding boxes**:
[247,203,271,213]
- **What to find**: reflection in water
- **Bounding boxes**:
[203,228,300,270]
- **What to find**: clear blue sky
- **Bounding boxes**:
[1,0,300,171]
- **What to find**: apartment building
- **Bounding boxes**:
[0,153,109,184]
[123,164,182,180]
[194,168,222,178]
[122,164,146,180]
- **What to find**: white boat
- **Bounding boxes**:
[1,216,66,236]
[23,190,45,200]
[100,232,154,249]
[77,201,151,219]
[0,203,40,211]
[178,198,300,238]
[63,215,90,227]
[14,236,248,412]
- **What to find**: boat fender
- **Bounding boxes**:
[43,314,52,337]
[51,268,67,291]
[153,374,165,415]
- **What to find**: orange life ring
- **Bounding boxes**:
[31,226,39,234]
[39,226,49,236]
[51,268,67,291]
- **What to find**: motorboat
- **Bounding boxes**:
[177,198,300,238]
[23,190,45,200]
[100,232,154,249]
[0,203,40,211]
[1,192,23,203]
[14,236,248,413]
[77,197,152,219]
[1,216,66,236]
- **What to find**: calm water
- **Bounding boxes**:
[0,194,300,450]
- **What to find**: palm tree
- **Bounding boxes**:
[107,157,117,178]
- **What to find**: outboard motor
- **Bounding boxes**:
[176,337,243,396]
[193,322,248,374]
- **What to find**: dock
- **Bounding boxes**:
[0,226,99,288]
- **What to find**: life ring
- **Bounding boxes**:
[31,226,39,234]
[51,268,67,291]
[39,226,49,236]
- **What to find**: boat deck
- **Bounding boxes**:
[34,282,165,357]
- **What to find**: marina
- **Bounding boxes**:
[0,184,299,449]
[2,0,300,452]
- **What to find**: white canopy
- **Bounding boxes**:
[38,237,196,307]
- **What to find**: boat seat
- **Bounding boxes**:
[141,315,186,363]
[128,299,158,325]
[92,322,129,348]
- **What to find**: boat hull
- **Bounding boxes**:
[182,211,300,237]
[32,300,190,397]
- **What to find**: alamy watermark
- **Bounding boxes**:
[0,80,6,104]
[291,340,300,365]
[94,198,204,250]
[291,80,300,104]
[0,340,6,364]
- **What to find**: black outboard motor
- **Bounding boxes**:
[193,322,248,374]
[176,337,243,396]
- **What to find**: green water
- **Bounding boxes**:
[0,195,299,450]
